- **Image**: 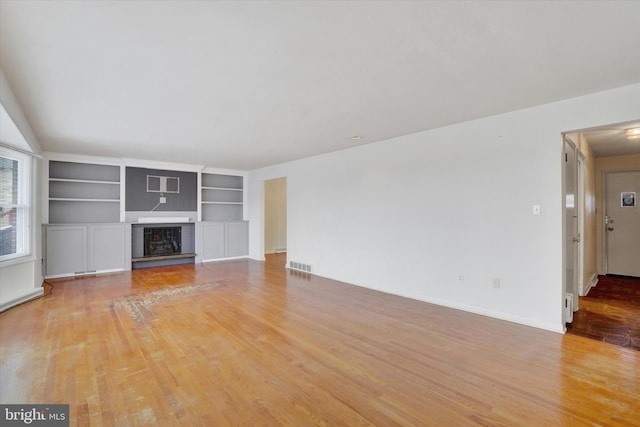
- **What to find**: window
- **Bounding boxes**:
[0,147,31,261]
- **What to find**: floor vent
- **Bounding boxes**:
[289,261,312,273]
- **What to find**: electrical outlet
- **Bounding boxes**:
[458,274,464,282]
[159,196,166,204]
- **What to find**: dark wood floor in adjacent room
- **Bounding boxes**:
[567,274,640,350]
[1,254,639,426]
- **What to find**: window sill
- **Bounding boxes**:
[0,254,37,269]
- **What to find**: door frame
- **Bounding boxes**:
[577,151,586,296]
[562,135,580,315]
[603,171,610,274]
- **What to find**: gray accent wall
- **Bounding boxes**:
[125,167,197,212]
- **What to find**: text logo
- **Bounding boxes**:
[1,405,69,426]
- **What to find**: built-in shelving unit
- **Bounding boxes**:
[43,158,249,277]
[201,173,244,221]
[48,161,121,223]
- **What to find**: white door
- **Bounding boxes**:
[564,138,580,314]
[604,170,640,277]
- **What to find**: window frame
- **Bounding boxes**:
[0,146,31,263]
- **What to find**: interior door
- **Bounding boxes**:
[605,170,640,277]
[564,138,580,313]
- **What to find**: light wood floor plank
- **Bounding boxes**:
[1,253,639,425]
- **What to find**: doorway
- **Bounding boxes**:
[563,120,640,348]
[264,177,287,257]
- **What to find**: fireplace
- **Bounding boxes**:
[144,226,181,257]
[131,222,195,268]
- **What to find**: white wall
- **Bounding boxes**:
[248,83,640,333]
[0,69,44,311]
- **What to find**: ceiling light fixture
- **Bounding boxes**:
[626,127,640,140]
[351,135,362,140]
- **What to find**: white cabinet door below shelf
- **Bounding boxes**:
[88,224,125,272]
[226,222,248,258]
[46,226,87,276]
[199,221,248,261]
[202,222,226,260]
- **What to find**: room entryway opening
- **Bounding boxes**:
[562,119,640,349]
[264,177,287,263]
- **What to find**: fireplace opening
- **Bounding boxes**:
[144,226,181,257]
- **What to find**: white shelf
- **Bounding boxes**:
[50,198,120,202]
[201,186,243,191]
[49,178,120,185]
[202,201,243,205]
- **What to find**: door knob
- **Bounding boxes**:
[608,227,614,231]
[572,237,581,243]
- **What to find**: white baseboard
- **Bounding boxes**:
[392,290,565,334]
[45,268,125,279]
[308,271,566,334]
[201,256,249,264]
[0,288,44,313]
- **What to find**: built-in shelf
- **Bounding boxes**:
[50,198,120,202]
[202,187,244,192]
[49,178,120,185]
[201,201,243,205]
[201,173,244,221]
[49,161,120,182]
[48,160,121,224]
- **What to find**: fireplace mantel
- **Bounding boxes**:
[137,217,191,224]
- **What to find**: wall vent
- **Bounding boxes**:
[289,261,312,273]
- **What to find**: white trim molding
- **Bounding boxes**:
[583,273,599,296]
[0,288,44,313]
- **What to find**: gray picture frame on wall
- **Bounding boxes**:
[621,192,635,207]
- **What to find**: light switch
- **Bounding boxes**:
[533,204,541,215]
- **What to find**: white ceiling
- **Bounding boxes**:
[581,121,640,157]
[1,1,640,170]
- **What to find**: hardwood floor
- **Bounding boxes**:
[1,254,639,426]
[567,275,640,350]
